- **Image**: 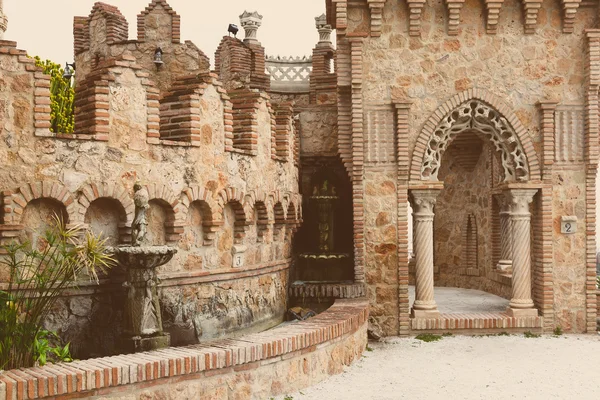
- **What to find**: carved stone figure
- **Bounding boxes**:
[131,183,149,246]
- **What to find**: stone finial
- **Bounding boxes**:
[0,0,7,40]
[315,14,332,44]
[240,11,263,43]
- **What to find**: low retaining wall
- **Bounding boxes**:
[0,299,368,400]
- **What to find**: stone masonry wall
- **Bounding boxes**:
[0,2,300,357]
[339,0,598,333]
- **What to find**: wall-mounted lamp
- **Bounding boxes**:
[154,47,164,70]
[63,62,76,80]
[228,24,239,37]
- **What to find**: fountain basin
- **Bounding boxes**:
[110,245,177,269]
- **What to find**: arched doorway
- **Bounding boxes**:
[407,92,543,326]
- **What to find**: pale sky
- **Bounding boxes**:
[3,0,328,66]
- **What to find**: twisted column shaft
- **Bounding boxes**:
[410,189,441,317]
[495,195,513,271]
[505,188,538,317]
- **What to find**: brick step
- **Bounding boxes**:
[410,312,544,334]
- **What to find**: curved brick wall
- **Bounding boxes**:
[0,299,368,400]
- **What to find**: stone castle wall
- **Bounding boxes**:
[0,1,302,357]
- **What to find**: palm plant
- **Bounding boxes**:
[0,216,114,370]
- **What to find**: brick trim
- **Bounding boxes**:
[584,30,600,333]
[350,38,365,283]
[521,0,542,34]
[157,73,233,146]
[406,0,426,36]
[0,299,368,400]
[537,101,558,181]
[367,0,386,37]
[88,3,129,45]
[394,101,411,336]
[444,0,465,36]
[409,88,542,182]
[484,0,504,34]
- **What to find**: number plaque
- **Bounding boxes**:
[561,216,577,234]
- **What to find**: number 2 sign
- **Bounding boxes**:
[561,216,577,234]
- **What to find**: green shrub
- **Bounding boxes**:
[33,57,75,134]
[0,216,114,370]
[523,331,541,338]
[415,333,443,342]
[553,326,563,336]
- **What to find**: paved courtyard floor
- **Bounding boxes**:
[409,286,509,313]
[276,334,600,400]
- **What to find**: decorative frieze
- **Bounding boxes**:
[554,105,585,164]
[537,101,557,179]
[365,105,396,165]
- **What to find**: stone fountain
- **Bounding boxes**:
[110,183,177,353]
[297,179,351,282]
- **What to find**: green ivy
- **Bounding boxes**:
[33,57,75,134]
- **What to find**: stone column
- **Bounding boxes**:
[505,188,538,317]
[495,194,513,272]
[410,189,441,318]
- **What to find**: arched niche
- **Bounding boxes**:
[19,198,68,251]
[147,199,175,246]
[84,198,127,246]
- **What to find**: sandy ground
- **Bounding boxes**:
[275,334,600,400]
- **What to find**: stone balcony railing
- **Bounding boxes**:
[266,55,312,93]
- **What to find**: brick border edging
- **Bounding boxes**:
[0,299,368,400]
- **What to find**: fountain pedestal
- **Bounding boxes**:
[111,245,177,353]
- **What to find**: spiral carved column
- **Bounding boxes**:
[505,188,538,318]
[495,194,513,272]
[410,189,441,318]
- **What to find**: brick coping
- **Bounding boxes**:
[0,299,368,400]
[410,312,544,331]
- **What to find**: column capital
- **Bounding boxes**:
[410,189,441,216]
[504,188,537,216]
[240,11,263,44]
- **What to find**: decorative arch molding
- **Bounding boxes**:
[244,189,275,222]
[145,183,185,222]
[217,187,251,224]
[78,183,133,224]
[180,185,220,246]
[181,185,219,223]
[410,89,541,182]
[9,181,78,225]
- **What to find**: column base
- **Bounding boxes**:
[496,260,512,272]
[506,307,538,318]
[411,308,441,318]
